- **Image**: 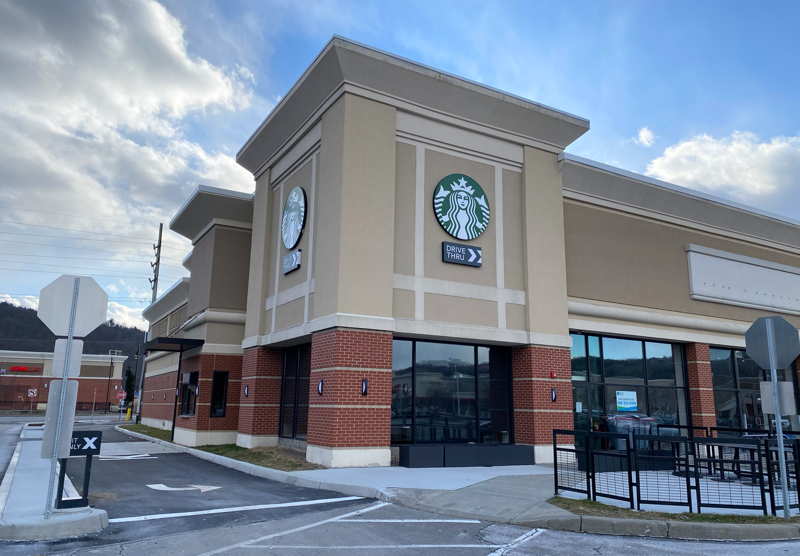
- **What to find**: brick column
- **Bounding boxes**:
[306,328,392,467]
[511,344,573,463]
[236,346,282,448]
[686,343,717,433]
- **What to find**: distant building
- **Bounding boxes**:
[141,37,800,467]
[0,350,126,411]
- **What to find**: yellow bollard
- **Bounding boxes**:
[126,407,132,421]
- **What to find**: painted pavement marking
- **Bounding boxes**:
[198,501,390,556]
[109,495,363,524]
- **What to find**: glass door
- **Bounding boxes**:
[279,344,310,439]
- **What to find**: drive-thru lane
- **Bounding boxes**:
[0,423,364,555]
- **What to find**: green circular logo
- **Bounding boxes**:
[433,174,490,241]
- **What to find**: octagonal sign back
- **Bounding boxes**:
[37,275,108,337]
[745,316,800,371]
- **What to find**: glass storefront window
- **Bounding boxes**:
[570,333,587,381]
[570,332,689,434]
[714,388,740,429]
[735,351,762,391]
[645,342,676,386]
[588,336,602,382]
[391,340,413,444]
[391,339,512,444]
[478,347,511,443]
[711,348,735,389]
[602,337,645,384]
[415,342,476,443]
[710,346,797,432]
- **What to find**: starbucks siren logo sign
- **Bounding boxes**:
[281,186,307,250]
[433,174,490,240]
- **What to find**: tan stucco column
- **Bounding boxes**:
[243,172,272,344]
[514,146,573,463]
[314,93,396,322]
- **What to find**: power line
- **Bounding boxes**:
[0,267,148,279]
[0,220,155,241]
[2,240,184,263]
[0,231,153,246]
[0,252,183,267]
[0,259,149,274]
[10,207,159,224]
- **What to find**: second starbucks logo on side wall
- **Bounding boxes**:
[433,174,490,241]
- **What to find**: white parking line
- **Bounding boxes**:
[109,496,363,523]
[198,501,389,556]
[338,518,481,523]
[243,544,504,550]
[485,527,544,556]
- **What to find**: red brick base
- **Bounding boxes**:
[236,346,282,446]
[686,343,717,432]
[511,344,573,460]
[306,328,392,466]
[0,375,122,411]
[141,352,242,444]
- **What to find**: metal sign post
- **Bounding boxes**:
[44,278,79,519]
[36,275,108,519]
[745,316,800,519]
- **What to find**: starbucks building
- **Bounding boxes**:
[141,37,800,467]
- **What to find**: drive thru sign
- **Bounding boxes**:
[745,316,800,519]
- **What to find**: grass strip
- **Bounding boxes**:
[196,444,321,472]
[549,496,800,524]
[120,423,172,442]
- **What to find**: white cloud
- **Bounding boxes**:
[107,302,147,330]
[633,127,655,147]
[646,132,800,211]
[1,293,146,329]
[0,0,256,311]
[0,294,39,310]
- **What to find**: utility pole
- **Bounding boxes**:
[149,223,163,304]
[136,223,163,424]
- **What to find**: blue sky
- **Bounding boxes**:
[0,0,799,328]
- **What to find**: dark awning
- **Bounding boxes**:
[143,337,204,353]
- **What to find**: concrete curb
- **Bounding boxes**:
[114,426,800,542]
[0,426,108,541]
[0,427,24,518]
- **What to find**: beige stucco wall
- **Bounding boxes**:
[275,297,305,331]
[244,172,272,339]
[188,226,251,319]
[394,142,415,276]
[502,169,525,292]
[210,227,251,311]
[564,200,800,328]
[425,293,498,328]
[313,97,346,319]
[313,93,396,320]
[187,230,214,317]
[522,146,570,342]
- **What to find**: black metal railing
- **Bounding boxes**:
[553,429,800,516]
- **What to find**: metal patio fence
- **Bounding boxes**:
[553,428,800,516]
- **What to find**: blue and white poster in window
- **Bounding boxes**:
[615,390,638,412]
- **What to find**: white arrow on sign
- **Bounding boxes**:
[146,483,221,493]
[467,248,477,263]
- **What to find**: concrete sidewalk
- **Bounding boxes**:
[0,425,107,541]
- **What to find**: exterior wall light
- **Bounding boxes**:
[361,378,368,396]
[317,379,324,396]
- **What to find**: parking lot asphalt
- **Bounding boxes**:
[0,423,364,555]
